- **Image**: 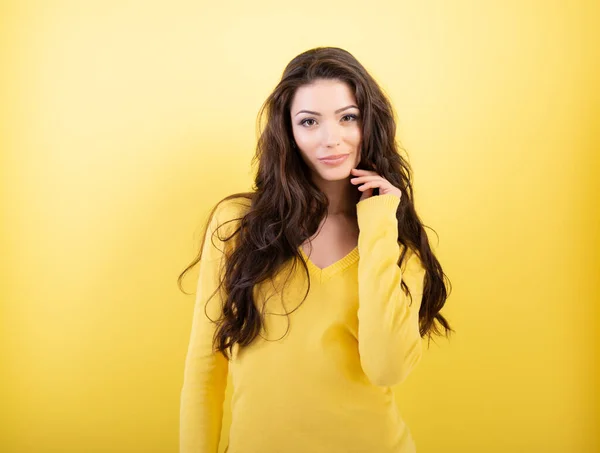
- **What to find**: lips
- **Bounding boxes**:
[318,154,349,161]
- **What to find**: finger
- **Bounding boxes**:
[351,175,385,184]
[358,181,382,191]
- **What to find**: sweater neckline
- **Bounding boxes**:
[298,245,359,283]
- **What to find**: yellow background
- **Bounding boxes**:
[1,1,598,452]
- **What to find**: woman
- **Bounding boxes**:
[178,46,453,453]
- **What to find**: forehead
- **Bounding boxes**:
[290,79,357,112]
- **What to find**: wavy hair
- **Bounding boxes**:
[178,46,453,359]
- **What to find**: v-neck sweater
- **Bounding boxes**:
[180,193,427,453]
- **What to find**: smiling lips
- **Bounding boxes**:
[318,154,349,165]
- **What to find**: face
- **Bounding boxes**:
[290,79,362,182]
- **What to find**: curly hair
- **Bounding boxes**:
[178,46,453,359]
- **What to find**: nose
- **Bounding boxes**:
[322,124,342,147]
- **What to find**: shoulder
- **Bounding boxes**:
[201,193,253,261]
[212,194,252,223]
[207,193,253,239]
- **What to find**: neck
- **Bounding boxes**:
[313,173,359,217]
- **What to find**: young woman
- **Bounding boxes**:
[178,46,453,453]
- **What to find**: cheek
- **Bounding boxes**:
[293,128,315,148]
[349,126,362,145]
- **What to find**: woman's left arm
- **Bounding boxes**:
[355,193,426,387]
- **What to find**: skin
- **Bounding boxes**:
[290,78,363,217]
[289,78,402,268]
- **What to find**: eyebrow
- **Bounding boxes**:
[294,104,359,117]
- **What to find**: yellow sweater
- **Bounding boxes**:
[180,193,426,453]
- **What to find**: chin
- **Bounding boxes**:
[321,174,349,182]
[316,165,353,181]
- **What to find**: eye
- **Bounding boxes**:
[300,118,316,127]
[299,114,359,127]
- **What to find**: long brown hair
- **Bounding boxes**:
[178,46,453,359]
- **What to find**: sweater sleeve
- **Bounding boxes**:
[180,200,245,453]
[355,194,426,387]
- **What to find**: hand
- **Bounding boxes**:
[350,168,403,203]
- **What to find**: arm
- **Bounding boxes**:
[356,194,426,387]
[180,202,238,453]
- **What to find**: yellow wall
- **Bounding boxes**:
[2,1,598,452]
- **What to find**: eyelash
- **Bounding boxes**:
[299,114,360,127]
